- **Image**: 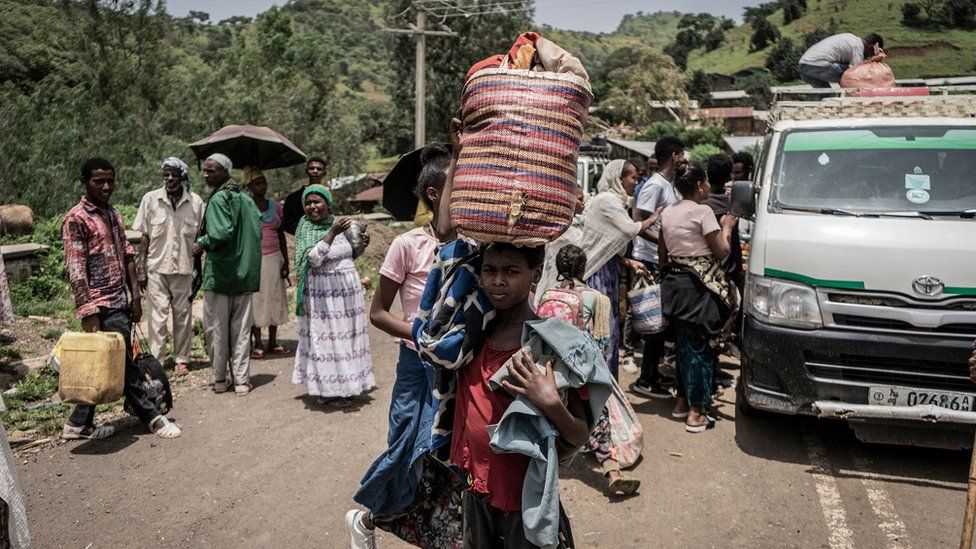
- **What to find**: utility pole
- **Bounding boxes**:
[379,4,457,149]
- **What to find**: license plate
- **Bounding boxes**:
[868,385,976,412]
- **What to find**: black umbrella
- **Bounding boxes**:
[189,125,307,170]
[382,144,453,222]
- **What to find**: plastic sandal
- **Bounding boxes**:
[268,345,289,355]
[608,476,641,495]
[174,363,189,376]
[235,383,253,397]
[62,423,115,440]
[250,348,265,360]
[150,415,182,438]
[213,379,231,393]
[685,415,716,433]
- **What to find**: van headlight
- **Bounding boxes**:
[746,275,823,329]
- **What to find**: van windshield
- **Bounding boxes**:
[771,127,976,214]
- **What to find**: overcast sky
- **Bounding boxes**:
[164,1,756,33]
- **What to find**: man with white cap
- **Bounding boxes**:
[134,157,205,375]
[194,153,262,396]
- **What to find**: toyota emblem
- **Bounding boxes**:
[912,275,945,297]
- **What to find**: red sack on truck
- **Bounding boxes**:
[840,60,895,89]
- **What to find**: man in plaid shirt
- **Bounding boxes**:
[60,157,181,440]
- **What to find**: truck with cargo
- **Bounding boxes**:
[733,93,976,447]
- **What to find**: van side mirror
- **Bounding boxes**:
[730,180,756,220]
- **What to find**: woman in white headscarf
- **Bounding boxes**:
[579,159,661,376]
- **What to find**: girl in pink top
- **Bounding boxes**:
[246,168,290,359]
[347,144,463,548]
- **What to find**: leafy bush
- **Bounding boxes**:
[688,144,723,163]
[734,74,776,110]
[7,214,75,319]
[749,17,781,52]
[641,119,727,150]
[765,37,801,82]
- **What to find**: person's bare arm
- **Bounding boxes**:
[503,351,590,447]
[705,214,737,261]
[658,231,669,272]
[138,234,149,290]
[125,256,143,323]
[433,117,461,242]
[636,207,664,242]
[277,227,289,279]
[369,275,413,340]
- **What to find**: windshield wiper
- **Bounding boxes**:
[777,205,866,216]
[879,211,934,220]
[917,209,976,219]
[819,208,875,217]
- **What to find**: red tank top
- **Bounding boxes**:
[450,340,529,512]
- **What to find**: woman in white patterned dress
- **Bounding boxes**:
[291,185,375,406]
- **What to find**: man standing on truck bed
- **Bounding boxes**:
[797,33,884,88]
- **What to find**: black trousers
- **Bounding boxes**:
[68,308,159,426]
[462,491,575,549]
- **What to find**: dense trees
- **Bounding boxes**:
[0,0,383,217]
[592,44,689,131]
[902,0,976,28]
[664,13,735,69]
[385,0,534,152]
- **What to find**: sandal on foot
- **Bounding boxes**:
[174,363,189,376]
[671,410,690,420]
[250,348,265,360]
[213,379,231,393]
[268,345,289,355]
[63,423,115,440]
[331,398,355,409]
[235,383,253,397]
[685,415,716,433]
[150,415,182,438]
[608,476,641,495]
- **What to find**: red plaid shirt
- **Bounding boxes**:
[62,196,136,318]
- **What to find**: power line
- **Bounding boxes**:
[423,0,640,19]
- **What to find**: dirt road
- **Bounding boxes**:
[16,313,972,548]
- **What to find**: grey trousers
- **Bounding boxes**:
[146,273,194,364]
[203,291,252,386]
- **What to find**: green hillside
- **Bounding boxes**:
[688,0,976,79]
[537,11,682,73]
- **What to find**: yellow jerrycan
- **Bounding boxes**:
[57,331,126,405]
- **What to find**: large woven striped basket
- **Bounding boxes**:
[451,68,592,246]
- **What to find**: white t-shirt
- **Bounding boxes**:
[799,33,864,67]
[632,172,680,264]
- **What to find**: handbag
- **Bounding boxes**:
[605,379,644,469]
[628,278,665,334]
[127,327,174,416]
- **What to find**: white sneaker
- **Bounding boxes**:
[620,356,639,374]
[345,510,376,549]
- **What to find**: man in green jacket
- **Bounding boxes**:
[195,153,262,396]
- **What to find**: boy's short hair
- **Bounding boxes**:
[307,155,327,167]
[654,135,685,162]
[864,33,883,49]
[732,151,754,173]
[706,153,732,190]
[483,242,545,269]
[81,157,115,181]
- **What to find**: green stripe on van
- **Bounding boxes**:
[945,287,976,296]
[764,268,865,289]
